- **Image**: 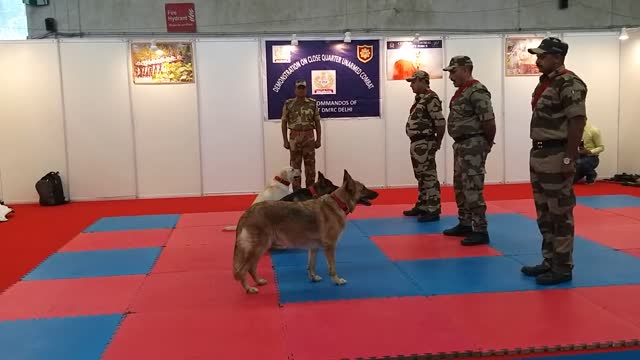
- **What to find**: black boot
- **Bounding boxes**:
[460,232,490,246]
[521,263,550,277]
[443,223,473,237]
[403,207,426,217]
[536,270,572,285]
[417,212,440,222]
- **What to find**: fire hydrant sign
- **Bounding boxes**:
[165,3,196,32]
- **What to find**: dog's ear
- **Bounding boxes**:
[318,171,325,180]
[342,169,352,184]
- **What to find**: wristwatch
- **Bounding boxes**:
[562,157,572,165]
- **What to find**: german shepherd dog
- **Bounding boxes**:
[280,171,338,202]
[232,170,379,294]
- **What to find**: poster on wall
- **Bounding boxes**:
[505,37,542,76]
[265,40,380,120]
[386,40,443,80]
[130,41,195,84]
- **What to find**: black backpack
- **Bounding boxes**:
[35,171,68,206]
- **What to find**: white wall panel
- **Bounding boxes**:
[0,40,67,203]
[564,33,620,179]
[59,39,136,200]
[444,36,505,184]
[130,43,201,198]
[197,39,264,194]
[619,31,640,174]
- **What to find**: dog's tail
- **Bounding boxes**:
[222,225,237,232]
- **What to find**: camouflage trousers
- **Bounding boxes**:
[289,130,316,190]
[530,147,575,274]
[410,139,440,214]
[452,137,488,232]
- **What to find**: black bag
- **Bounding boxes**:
[35,171,67,206]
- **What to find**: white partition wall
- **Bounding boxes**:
[324,118,386,187]
[59,39,137,200]
[130,42,201,198]
[444,35,505,184]
[197,39,265,194]
[384,36,447,187]
[564,33,620,178]
[0,40,68,203]
[0,31,634,203]
[619,30,640,174]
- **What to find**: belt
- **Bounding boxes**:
[453,133,483,143]
[409,133,436,143]
[289,128,314,133]
[531,139,567,150]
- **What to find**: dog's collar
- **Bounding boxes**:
[330,193,350,214]
[274,176,290,187]
[309,185,317,197]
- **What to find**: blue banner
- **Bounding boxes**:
[265,40,380,120]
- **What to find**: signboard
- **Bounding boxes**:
[265,40,380,120]
[165,3,196,32]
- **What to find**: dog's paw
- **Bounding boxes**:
[333,277,347,285]
[309,274,322,282]
[246,287,259,294]
[256,278,267,286]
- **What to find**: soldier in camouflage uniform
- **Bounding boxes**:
[521,38,587,285]
[281,79,322,190]
[442,56,496,246]
[402,70,445,222]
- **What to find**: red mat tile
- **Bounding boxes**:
[152,228,272,273]
[58,229,171,252]
[574,285,640,328]
[165,225,233,248]
[0,275,145,321]
[101,307,287,360]
[428,289,640,352]
[370,234,502,261]
[576,224,640,249]
[128,269,278,313]
[603,207,640,221]
[574,205,640,227]
[488,199,537,218]
[281,297,478,360]
[175,211,244,228]
[623,249,640,258]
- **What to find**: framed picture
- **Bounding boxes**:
[505,37,542,77]
[131,41,194,84]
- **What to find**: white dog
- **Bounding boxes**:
[0,201,14,222]
[222,166,300,231]
[251,166,301,204]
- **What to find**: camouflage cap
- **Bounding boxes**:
[443,56,473,71]
[528,37,568,56]
[405,70,430,82]
[295,79,307,87]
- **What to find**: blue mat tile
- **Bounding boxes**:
[576,195,640,209]
[540,350,640,359]
[351,216,459,236]
[274,260,421,303]
[511,246,640,289]
[83,214,181,232]
[23,248,163,280]
[486,214,543,255]
[396,256,539,295]
[0,314,123,360]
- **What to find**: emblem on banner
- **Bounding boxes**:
[272,45,292,63]
[311,70,336,95]
[357,45,373,63]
